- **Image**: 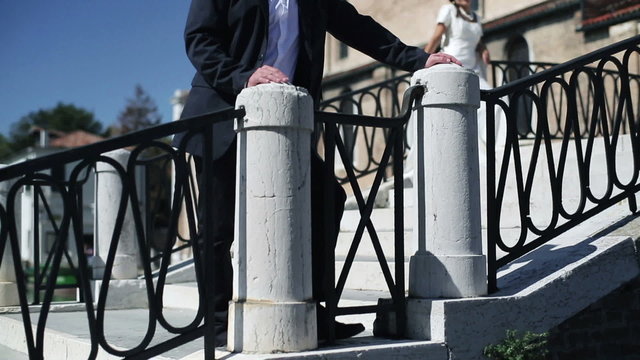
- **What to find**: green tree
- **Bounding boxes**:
[0,134,12,161]
[114,84,162,135]
[9,103,102,152]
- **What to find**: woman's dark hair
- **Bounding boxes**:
[451,1,477,22]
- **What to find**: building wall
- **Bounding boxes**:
[485,7,640,65]
[323,0,640,82]
[324,0,442,77]
[483,0,546,22]
[547,275,640,358]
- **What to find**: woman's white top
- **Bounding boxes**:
[436,4,483,72]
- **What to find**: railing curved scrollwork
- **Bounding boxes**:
[483,35,640,292]
[318,73,412,183]
[319,58,640,186]
[0,108,244,359]
[490,59,640,139]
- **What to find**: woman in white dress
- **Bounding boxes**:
[425,0,506,148]
[425,0,490,81]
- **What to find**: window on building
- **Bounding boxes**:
[339,42,349,59]
[472,0,480,11]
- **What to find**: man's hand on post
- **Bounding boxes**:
[424,52,462,68]
[247,65,290,87]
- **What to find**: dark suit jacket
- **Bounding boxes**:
[174,0,430,158]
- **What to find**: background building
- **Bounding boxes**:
[322,0,640,98]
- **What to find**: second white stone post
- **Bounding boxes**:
[93,149,138,280]
[0,166,19,306]
[229,83,316,353]
[409,65,487,298]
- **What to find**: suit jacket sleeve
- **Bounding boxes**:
[184,0,255,94]
[325,0,429,73]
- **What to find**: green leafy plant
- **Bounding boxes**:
[483,330,549,360]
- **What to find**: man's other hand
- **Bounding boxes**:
[424,52,462,68]
[247,65,290,87]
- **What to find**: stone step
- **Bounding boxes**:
[0,296,447,360]
[187,338,447,359]
[335,231,416,261]
[340,206,414,232]
[335,260,410,293]
[163,282,201,310]
[0,306,194,360]
[162,262,408,303]
[386,185,415,208]
[0,344,28,360]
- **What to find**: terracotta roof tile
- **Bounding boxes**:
[49,130,104,148]
[582,3,640,27]
[484,0,578,32]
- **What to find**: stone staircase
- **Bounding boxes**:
[1,201,637,359]
[1,198,638,359]
[335,205,415,293]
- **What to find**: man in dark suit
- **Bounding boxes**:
[173,0,461,345]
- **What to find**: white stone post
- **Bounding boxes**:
[0,166,19,306]
[93,149,138,280]
[409,65,487,298]
[229,83,316,353]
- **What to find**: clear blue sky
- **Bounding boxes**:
[0,1,195,137]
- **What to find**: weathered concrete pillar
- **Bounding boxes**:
[0,166,19,306]
[409,65,487,298]
[93,149,138,280]
[229,83,316,353]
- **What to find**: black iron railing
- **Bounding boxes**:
[318,37,640,293]
[484,35,640,292]
[490,60,640,139]
[315,85,424,342]
[137,150,197,267]
[0,108,244,360]
[317,60,571,185]
[319,73,413,184]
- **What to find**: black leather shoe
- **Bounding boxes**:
[318,319,365,341]
[317,304,365,341]
[214,322,228,347]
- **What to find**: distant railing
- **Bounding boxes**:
[315,85,424,342]
[137,151,195,267]
[0,108,244,359]
[317,60,563,184]
[321,58,640,148]
[483,35,640,292]
[490,60,640,139]
[319,72,412,183]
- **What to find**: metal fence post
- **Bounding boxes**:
[409,65,487,298]
[229,83,317,353]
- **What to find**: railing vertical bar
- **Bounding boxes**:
[76,183,85,303]
[392,127,406,337]
[485,96,498,293]
[33,186,41,305]
[323,120,338,344]
[6,182,40,359]
[202,123,217,359]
